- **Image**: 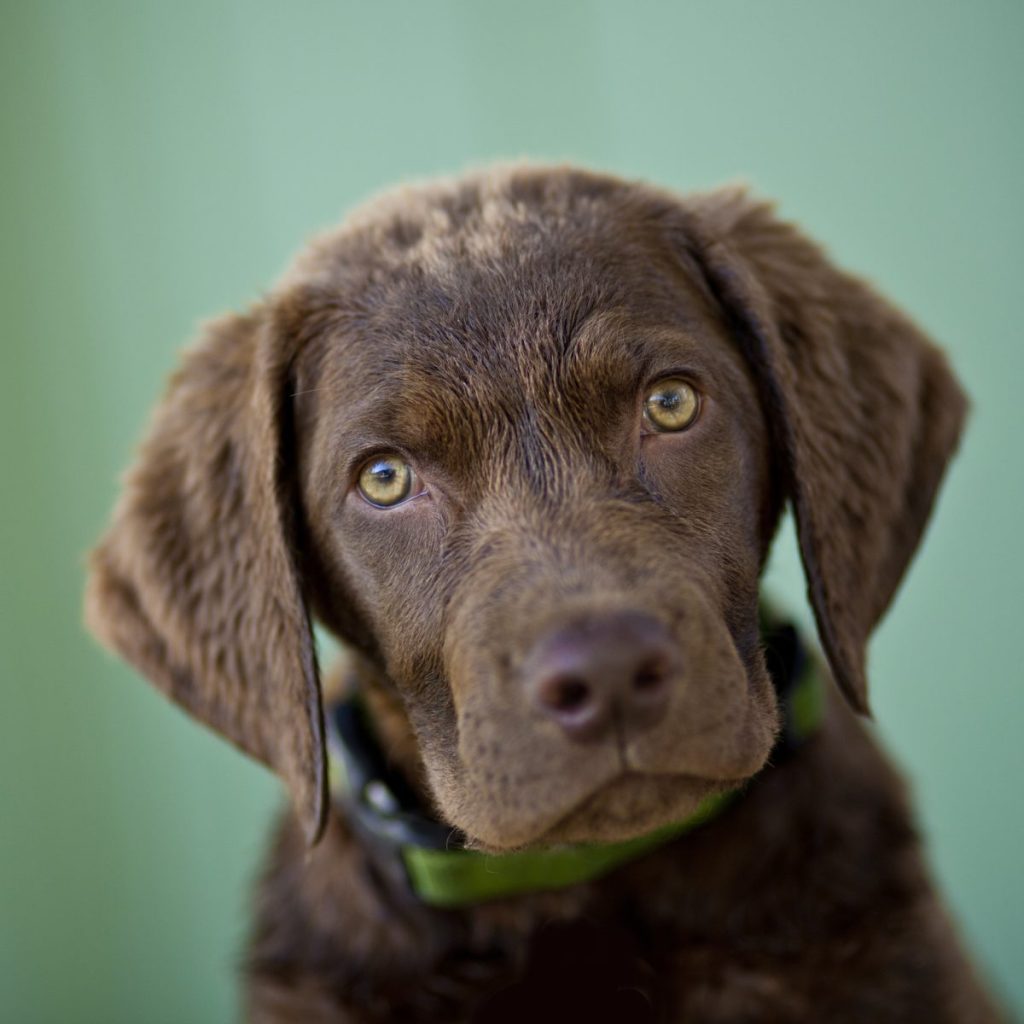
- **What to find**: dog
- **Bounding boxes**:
[85,165,1002,1022]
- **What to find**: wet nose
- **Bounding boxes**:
[525,611,676,742]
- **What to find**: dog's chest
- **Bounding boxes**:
[465,919,817,1024]
[469,919,664,1023]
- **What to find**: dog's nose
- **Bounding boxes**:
[525,611,675,742]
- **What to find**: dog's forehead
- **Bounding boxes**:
[283,166,699,342]
[285,165,656,287]
[285,169,744,465]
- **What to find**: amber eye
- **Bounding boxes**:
[643,378,700,432]
[356,455,418,508]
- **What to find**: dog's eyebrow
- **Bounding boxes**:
[566,311,709,384]
[550,298,602,351]
[567,309,633,352]
[324,381,489,473]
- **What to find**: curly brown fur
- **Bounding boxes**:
[85,165,1002,1021]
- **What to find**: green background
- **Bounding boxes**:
[2,2,1020,1020]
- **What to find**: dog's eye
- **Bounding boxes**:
[643,378,701,432]
[356,455,420,508]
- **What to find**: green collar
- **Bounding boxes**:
[326,616,824,908]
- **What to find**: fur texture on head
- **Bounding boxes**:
[85,165,966,850]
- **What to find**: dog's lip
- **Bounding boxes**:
[467,770,734,853]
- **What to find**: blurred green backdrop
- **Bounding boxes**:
[2,2,1020,1020]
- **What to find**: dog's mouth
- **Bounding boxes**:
[467,771,736,853]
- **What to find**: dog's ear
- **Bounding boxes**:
[84,307,326,842]
[676,188,967,713]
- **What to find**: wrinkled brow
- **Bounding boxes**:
[315,310,729,480]
[567,312,706,387]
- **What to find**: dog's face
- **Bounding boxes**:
[85,167,966,848]
[290,201,780,849]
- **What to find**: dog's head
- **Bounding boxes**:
[85,166,965,850]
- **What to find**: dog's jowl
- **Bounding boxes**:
[86,166,1002,1022]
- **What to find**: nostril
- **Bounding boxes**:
[547,676,591,713]
[535,672,607,740]
[632,656,669,693]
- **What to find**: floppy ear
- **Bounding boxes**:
[84,307,326,842]
[678,188,967,713]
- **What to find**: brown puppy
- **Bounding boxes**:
[85,166,1001,1022]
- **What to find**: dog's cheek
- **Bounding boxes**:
[372,561,451,686]
[641,408,768,587]
[302,487,452,682]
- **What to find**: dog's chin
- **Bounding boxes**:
[465,773,740,853]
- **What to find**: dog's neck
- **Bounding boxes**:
[323,650,433,805]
